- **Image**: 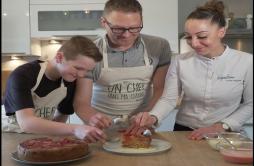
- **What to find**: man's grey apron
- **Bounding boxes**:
[92,36,154,140]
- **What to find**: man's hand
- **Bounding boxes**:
[73,125,106,143]
[124,124,147,136]
[131,112,157,128]
[88,113,112,130]
[124,112,157,136]
[188,123,225,140]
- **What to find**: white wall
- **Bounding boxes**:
[139,0,178,53]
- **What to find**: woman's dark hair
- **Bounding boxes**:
[187,0,226,27]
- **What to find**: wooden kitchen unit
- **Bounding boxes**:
[2,131,252,166]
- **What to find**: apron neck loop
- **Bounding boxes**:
[32,61,48,91]
[60,79,65,87]
[102,36,150,68]
[102,36,109,68]
[141,38,150,66]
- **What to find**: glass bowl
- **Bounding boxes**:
[218,141,253,164]
[203,132,250,150]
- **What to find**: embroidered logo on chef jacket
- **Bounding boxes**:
[217,75,242,82]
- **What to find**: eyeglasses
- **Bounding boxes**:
[104,18,143,34]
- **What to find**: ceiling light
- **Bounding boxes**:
[49,40,60,44]
[84,10,90,14]
[11,56,22,60]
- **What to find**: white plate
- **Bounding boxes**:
[11,151,91,165]
[103,139,172,155]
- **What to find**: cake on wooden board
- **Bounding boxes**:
[17,137,89,162]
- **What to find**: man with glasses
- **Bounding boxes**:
[74,0,172,134]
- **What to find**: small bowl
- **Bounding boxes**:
[218,141,253,164]
[204,132,250,150]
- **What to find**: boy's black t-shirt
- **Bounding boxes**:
[3,60,76,116]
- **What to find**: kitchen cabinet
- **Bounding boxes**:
[243,118,253,140]
[156,109,178,131]
[30,0,107,4]
[69,113,84,125]
[243,125,253,140]
[29,3,105,38]
[1,0,30,55]
[223,32,253,54]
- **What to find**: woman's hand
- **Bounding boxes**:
[88,113,112,130]
[188,123,225,140]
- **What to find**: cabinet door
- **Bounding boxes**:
[1,0,30,54]
[30,4,105,38]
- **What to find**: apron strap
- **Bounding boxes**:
[102,37,109,68]
[31,61,65,91]
[31,61,48,91]
[102,36,150,69]
[141,38,150,66]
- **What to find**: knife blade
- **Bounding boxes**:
[105,115,129,142]
[112,115,129,128]
[142,129,152,137]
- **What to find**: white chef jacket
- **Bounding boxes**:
[150,46,253,131]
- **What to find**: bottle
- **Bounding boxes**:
[225,18,231,29]
[227,12,235,29]
[246,14,252,29]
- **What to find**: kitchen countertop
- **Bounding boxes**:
[2,131,252,166]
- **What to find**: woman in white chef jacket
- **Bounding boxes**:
[2,36,106,143]
[131,0,253,140]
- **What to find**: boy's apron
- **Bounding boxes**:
[2,62,67,133]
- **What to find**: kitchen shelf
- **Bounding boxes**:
[179,31,253,39]
[226,29,253,38]
[225,33,253,39]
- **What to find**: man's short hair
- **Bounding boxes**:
[103,0,142,18]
